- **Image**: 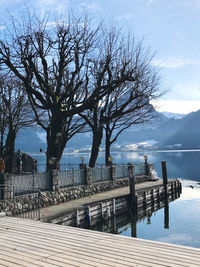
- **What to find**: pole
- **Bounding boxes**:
[128,164,136,213]
[161,161,168,185]
[161,161,168,199]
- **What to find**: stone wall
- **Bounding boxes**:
[0,175,148,215]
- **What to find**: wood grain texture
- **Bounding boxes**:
[0,217,200,266]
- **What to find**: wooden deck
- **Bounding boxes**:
[0,216,200,267]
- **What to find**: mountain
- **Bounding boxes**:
[161,112,186,120]
[15,109,200,152]
[163,110,200,149]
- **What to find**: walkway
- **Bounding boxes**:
[40,179,165,222]
[0,216,199,266]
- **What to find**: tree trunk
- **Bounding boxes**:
[89,129,103,168]
[46,113,67,171]
[105,127,112,166]
[5,128,16,173]
[105,140,112,166]
[0,128,4,157]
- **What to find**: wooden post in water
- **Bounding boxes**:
[128,164,137,213]
[161,161,168,199]
[161,161,168,185]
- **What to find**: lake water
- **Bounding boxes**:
[32,150,200,248]
[33,149,200,181]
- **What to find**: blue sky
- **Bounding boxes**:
[0,0,200,114]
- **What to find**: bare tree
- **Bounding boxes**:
[0,12,142,170]
[104,100,154,166]
[0,91,7,157]
[0,76,35,172]
[81,32,162,167]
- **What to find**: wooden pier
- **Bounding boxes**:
[39,179,181,226]
[0,216,200,267]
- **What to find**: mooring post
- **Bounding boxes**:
[128,163,137,212]
[161,161,168,199]
[161,161,168,186]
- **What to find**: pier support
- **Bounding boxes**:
[128,164,137,213]
[161,161,168,199]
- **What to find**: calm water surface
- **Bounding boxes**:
[32,150,200,248]
[118,180,200,248]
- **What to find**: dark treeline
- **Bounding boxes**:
[0,10,162,172]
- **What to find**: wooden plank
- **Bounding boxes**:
[1,217,200,267]
[0,225,199,266]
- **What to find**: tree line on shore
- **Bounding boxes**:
[0,9,162,172]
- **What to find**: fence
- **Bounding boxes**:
[115,165,128,179]
[92,166,111,183]
[2,163,148,197]
[59,169,86,188]
[13,172,52,195]
[0,186,41,220]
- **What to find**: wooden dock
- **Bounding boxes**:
[0,216,200,267]
[38,179,181,226]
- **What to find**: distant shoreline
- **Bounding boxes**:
[30,148,200,156]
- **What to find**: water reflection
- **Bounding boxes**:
[164,201,169,229]
[121,182,200,248]
[85,181,200,248]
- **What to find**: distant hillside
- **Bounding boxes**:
[163,110,200,149]
[15,109,200,152]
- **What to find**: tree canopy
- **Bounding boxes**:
[0,11,162,169]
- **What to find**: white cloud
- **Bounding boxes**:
[79,2,100,10]
[151,100,200,114]
[151,57,200,68]
[34,0,70,15]
[36,132,46,143]
[116,13,134,21]
[166,82,200,101]
[0,26,5,30]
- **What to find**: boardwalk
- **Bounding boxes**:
[0,216,200,266]
[40,179,165,221]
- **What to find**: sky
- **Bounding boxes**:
[0,0,200,114]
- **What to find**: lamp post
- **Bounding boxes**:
[108,156,112,165]
[81,156,84,165]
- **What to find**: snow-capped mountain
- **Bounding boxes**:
[15,109,200,152]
